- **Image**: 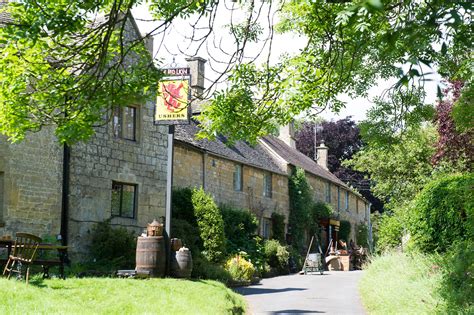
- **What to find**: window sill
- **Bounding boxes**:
[113,136,140,146]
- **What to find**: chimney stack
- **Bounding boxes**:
[316,141,328,170]
[186,56,206,99]
[278,121,296,149]
[142,33,154,58]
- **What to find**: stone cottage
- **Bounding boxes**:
[0,10,168,258]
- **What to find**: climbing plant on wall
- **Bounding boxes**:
[288,167,313,252]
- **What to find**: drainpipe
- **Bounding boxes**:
[60,144,70,246]
[368,202,373,253]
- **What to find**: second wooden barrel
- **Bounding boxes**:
[135,236,165,277]
[170,238,183,251]
[170,248,193,278]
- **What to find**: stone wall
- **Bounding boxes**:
[0,129,63,239]
[68,98,168,258]
[173,143,290,227]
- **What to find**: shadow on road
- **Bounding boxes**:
[270,310,325,314]
[235,286,306,296]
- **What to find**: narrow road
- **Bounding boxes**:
[235,271,366,315]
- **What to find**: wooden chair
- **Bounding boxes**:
[3,233,42,284]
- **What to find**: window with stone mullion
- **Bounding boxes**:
[233,164,243,191]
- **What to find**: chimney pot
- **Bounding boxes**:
[278,121,296,149]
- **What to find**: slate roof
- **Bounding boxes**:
[175,119,286,175]
[261,135,351,189]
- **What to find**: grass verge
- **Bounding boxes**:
[359,251,443,314]
[0,277,246,314]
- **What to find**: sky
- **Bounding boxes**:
[131,3,442,123]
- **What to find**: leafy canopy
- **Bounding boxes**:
[0,0,472,144]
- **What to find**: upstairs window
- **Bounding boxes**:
[233,164,243,191]
[111,182,137,219]
[345,191,349,211]
[325,182,331,203]
[337,186,341,211]
[113,106,137,141]
[263,173,272,198]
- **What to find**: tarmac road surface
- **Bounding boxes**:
[235,271,366,315]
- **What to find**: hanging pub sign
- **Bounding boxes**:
[154,67,191,125]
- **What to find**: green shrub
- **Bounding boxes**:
[339,220,351,242]
[172,187,195,224]
[220,204,258,253]
[271,212,286,244]
[438,240,474,314]
[225,255,256,283]
[264,239,289,274]
[192,253,232,284]
[376,211,404,252]
[90,220,136,269]
[192,187,226,262]
[312,201,333,219]
[407,173,474,253]
[356,224,369,248]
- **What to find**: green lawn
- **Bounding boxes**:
[359,252,443,315]
[0,277,246,314]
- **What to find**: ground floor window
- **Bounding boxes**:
[111,182,137,218]
[262,217,272,239]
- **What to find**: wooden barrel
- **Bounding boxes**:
[135,236,165,277]
[170,238,183,252]
[170,249,193,278]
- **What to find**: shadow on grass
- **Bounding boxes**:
[29,277,47,288]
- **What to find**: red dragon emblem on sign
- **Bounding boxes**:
[162,81,184,112]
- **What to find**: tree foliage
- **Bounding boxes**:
[345,127,437,210]
[432,81,473,169]
[295,117,383,211]
[198,0,473,143]
[0,1,160,143]
[1,0,471,144]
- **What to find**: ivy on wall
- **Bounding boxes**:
[288,167,313,252]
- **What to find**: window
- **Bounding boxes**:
[325,182,331,203]
[345,191,349,211]
[113,106,137,141]
[337,186,341,211]
[262,218,271,239]
[233,164,243,191]
[111,182,137,218]
[263,173,272,198]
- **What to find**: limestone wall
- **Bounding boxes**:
[173,143,290,226]
[0,129,63,239]
[68,99,168,257]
